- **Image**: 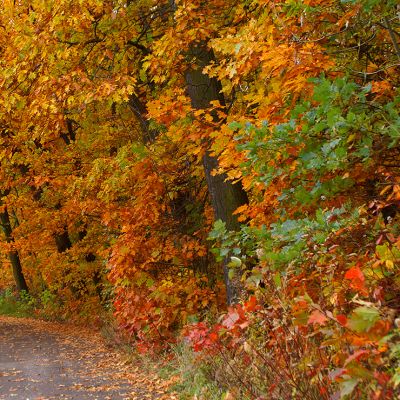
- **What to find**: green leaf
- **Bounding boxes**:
[392,369,400,387]
[340,377,359,397]
[220,247,230,257]
[348,306,380,333]
[273,272,282,288]
[229,256,242,268]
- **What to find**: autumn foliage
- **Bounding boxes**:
[0,0,400,398]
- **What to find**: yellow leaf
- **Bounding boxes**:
[385,259,394,269]
[380,185,392,196]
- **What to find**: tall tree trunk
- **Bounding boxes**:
[0,206,29,292]
[185,44,248,304]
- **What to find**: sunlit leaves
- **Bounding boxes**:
[0,0,399,398]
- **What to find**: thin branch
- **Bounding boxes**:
[126,39,151,55]
[384,16,400,62]
[58,38,104,47]
[350,63,400,76]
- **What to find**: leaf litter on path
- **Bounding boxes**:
[0,316,177,400]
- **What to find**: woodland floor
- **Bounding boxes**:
[0,316,177,400]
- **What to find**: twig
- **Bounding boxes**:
[350,63,400,76]
[384,17,400,62]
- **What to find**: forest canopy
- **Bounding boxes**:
[0,0,400,398]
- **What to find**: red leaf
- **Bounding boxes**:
[344,265,364,281]
[208,332,219,343]
[239,320,250,329]
[344,265,368,295]
[244,295,257,312]
[344,349,369,366]
[308,310,328,326]
[336,314,347,326]
[374,371,391,385]
[376,234,384,245]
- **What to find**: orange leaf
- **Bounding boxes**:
[244,296,257,312]
[344,265,368,295]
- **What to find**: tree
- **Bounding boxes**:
[0,201,28,293]
[185,44,248,303]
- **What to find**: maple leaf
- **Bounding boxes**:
[222,310,240,329]
[344,265,368,295]
[344,349,369,366]
[244,295,258,312]
[308,310,328,326]
[336,314,348,327]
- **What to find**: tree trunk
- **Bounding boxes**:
[0,206,29,292]
[185,44,248,304]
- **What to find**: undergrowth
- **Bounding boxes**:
[97,315,222,400]
[168,343,224,400]
[0,288,35,317]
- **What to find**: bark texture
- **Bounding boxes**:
[185,44,248,304]
[0,206,29,292]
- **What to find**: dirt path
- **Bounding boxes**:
[0,316,176,400]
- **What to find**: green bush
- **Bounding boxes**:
[0,288,35,317]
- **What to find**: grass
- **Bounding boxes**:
[169,343,224,400]
[126,342,224,400]
[0,288,35,317]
